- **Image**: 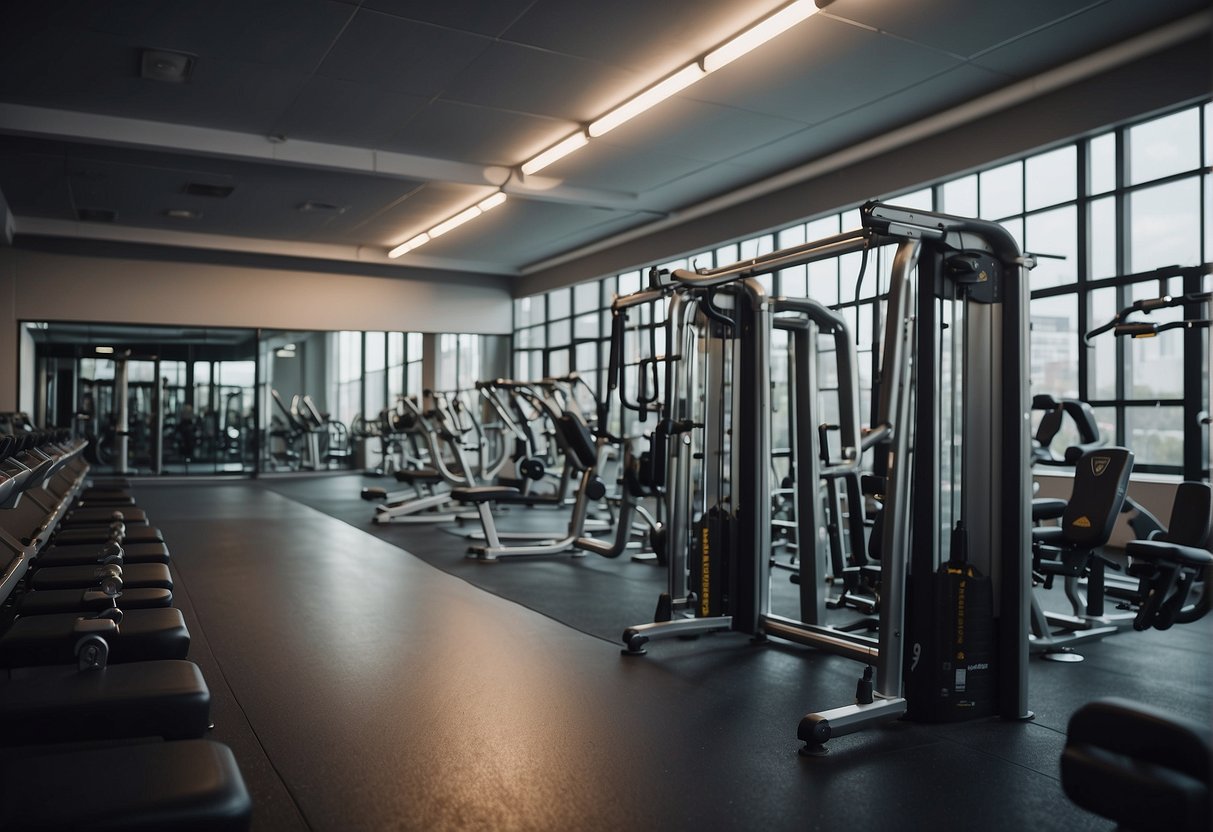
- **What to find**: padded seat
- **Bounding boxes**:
[0,740,251,831]
[1062,698,1210,832]
[63,506,149,526]
[0,607,190,666]
[14,587,173,614]
[395,467,444,483]
[1031,497,1067,522]
[30,561,173,591]
[452,485,523,503]
[53,524,165,545]
[37,541,171,567]
[1128,539,1213,568]
[0,660,210,745]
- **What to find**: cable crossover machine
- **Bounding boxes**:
[606,201,1035,753]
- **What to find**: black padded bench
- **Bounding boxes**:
[0,659,210,745]
[0,607,189,667]
[0,739,252,831]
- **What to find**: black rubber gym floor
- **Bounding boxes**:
[135,476,1213,832]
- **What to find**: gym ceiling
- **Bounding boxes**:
[0,0,1207,289]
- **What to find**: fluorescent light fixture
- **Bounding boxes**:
[588,64,706,137]
[429,205,483,238]
[387,232,431,259]
[95,346,115,354]
[478,192,508,212]
[521,132,589,176]
[704,0,820,73]
[385,190,508,258]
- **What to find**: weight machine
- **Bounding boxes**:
[611,201,1033,749]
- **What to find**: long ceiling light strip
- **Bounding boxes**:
[387,0,822,257]
[387,192,508,258]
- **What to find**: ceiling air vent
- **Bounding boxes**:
[183,182,235,198]
[141,49,196,83]
[297,201,347,214]
[77,208,116,222]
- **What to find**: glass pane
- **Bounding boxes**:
[778,223,806,248]
[407,362,421,394]
[547,288,570,320]
[436,334,457,389]
[365,332,386,373]
[980,160,1023,219]
[808,260,838,306]
[1126,278,1184,400]
[1026,205,1077,289]
[1088,287,1118,400]
[1205,174,1212,264]
[549,348,569,377]
[524,325,544,349]
[618,271,641,296]
[840,209,861,231]
[839,252,864,304]
[1126,406,1183,467]
[739,236,774,260]
[1029,294,1079,398]
[575,342,598,387]
[1087,133,1116,195]
[1088,196,1117,281]
[572,313,598,340]
[688,251,714,271]
[659,257,688,273]
[1026,145,1076,210]
[1128,177,1201,272]
[779,264,807,298]
[388,332,404,367]
[806,215,840,241]
[573,281,599,314]
[407,332,423,360]
[515,296,543,327]
[941,175,977,217]
[715,243,739,267]
[1092,406,1117,448]
[890,187,933,210]
[1128,107,1201,186]
[754,273,773,293]
[549,319,570,347]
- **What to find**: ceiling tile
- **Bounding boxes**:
[318,10,492,97]
[722,64,1012,180]
[270,77,430,149]
[538,142,712,194]
[824,0,1103,59]
[592,98,808,164]
[362,0,536,37]
[382,100,573,166]
[971,0,1211,76]
[0,27,307,134]
[71,0,357,72]
[687,15,964,125]
[441,41,641,123]
[500,0,786,74]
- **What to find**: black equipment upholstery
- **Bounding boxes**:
[1062,698,1211,832]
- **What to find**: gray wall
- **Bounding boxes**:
[0,248,513,410]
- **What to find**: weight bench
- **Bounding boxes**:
[0,739,252,831]
[0,659,210,745]
[36,540,171,567]
[1062,697,1210,832]
[0,607,189,667]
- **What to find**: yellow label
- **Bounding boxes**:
[1073,516,1092,528]
[700,527,710,617]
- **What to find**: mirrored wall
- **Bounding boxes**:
[22,322,508,477]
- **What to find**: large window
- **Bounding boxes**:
[513,100,1212,477]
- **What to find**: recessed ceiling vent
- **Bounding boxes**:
[77,207,116,222]
[297,201,347,214]
[183,182,235,198]
[141,49,196,83]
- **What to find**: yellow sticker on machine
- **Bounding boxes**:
[700,526,710,617]
[1072,516,1092,528]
